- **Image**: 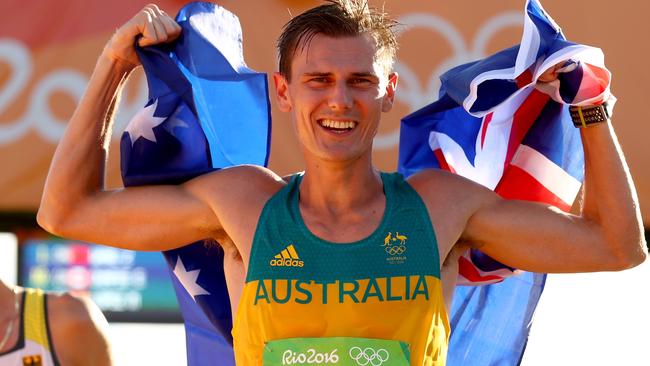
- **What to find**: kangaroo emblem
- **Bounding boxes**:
[383,232,393,246]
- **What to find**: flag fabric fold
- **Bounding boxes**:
[398,0,611,364]
[443,0,612,117]
[120,2,271,365]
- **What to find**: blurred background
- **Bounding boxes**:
[1,0,648,365]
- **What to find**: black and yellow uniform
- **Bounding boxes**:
[0,288,60,366]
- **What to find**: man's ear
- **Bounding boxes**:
[273,72,292,112]
[381,72,399,113]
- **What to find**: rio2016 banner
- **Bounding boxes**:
[0,0,648,225]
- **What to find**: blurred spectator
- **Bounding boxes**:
[0,278,112,365]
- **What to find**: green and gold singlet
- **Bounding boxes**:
[232,172,449,365]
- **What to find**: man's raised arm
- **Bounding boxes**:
[463,117,646,273]
[37,5,221,251]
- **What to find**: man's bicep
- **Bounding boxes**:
[462,197,615,273]
[39,178,220,251]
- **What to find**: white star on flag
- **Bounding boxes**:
[124,99,166,145]
[173,256,210,300]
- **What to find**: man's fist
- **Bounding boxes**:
[103,4,181,68]
[537,62,564,83]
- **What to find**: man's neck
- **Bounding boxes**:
[300,153,383,215]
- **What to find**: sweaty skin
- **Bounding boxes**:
[38,4,646,327]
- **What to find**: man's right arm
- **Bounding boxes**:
[37,5,253,251]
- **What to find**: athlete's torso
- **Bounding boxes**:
[232,172,450,365]
[0,288,60,366]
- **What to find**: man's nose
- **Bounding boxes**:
[328,82,353,111]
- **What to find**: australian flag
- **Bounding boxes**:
[398,0,612,364]
[120,2,270,365]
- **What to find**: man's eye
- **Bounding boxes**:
[309,77,329,83]
[350,78,372,85]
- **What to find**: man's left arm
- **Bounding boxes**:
[462,120,647,273]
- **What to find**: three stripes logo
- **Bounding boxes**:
[269,244,304,267]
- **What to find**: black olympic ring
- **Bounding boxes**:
[385,245,406,256]
[349,347,390,366]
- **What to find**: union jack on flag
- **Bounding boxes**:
[398,0,612,364]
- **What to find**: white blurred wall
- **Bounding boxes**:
[108,323,186,366]
[0,233,17,284]
[522,260,650,366]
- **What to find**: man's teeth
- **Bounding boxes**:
[319,119,357,129]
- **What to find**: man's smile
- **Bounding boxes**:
[317,118,358,134]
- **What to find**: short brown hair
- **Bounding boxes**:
[277,0,399,81]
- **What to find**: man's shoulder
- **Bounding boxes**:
[203,164,283,182]
[186,165,290,233]
[405,168,470,193]
[404,168,497,211]
[401,170,501,264]
[190,164,288,197]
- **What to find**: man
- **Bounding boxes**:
[37,1,646,364]
[0,278,112,365]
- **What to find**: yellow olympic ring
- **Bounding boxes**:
[349,347,390,366]
[386,245,406,256]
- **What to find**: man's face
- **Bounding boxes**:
[273,33,398,163]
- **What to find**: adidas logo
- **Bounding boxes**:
[269,244,304,267]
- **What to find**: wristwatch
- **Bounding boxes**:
[569,101,613,128]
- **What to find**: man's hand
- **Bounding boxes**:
[103,4,181,68]
[537,62,564,83]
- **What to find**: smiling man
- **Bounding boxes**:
[37,1,646,365]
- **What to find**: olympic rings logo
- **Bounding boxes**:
[385,245,406,256]
[348,347,390,366]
